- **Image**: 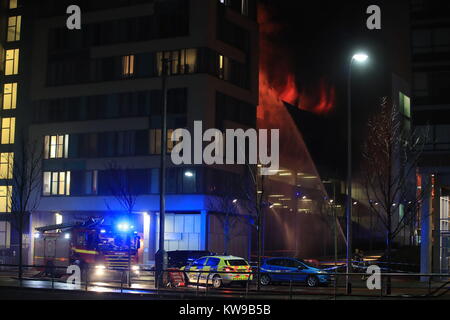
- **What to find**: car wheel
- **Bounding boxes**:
[212,275,222,289]
[260,274,271,286]
[306,276,319,287]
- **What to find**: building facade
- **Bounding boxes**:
[0,0,259,266]
[411,0,450,274]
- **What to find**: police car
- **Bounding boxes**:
[181,255,252,288]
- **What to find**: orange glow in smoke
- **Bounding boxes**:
[258,4,335,115]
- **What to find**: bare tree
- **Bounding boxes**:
[207,166,261,257]
[104,160,138,286]
[361,97,429,292]
[104,161,137,215]
[7,136,42,280]
[207,192,242,256]
[243,164,266,290]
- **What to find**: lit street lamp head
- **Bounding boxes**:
[352,53,369,63]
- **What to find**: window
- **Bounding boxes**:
[167,129,177,152]
[193,257,207,266]
[149,129,175,154]
[399,92,411,135]
[0,186,12,212]
[435,29,450,50]
[219,55,225,79]
[150,129,161,154]
[85,170,98,195]
[7,16,21,42]
[216,92,256,128]
[284,259,301,268]
[0,153,14,180]
[214,53,248,87]
[116,131,135,156]
[157,49,197,76]
[43,171,71,196]
[5,49,19,75]
[122,55,135,77]
[1,118,15,144]
[206,258,220,266]
[217,15,250,51]
[2,83,18,110]
[9,0,18,9]
[226,259,249,266]
[267,259,283,266]
[414,73,428,97]
[182,169,197,193]
[0,221,10,248]
[149,168,159,193]
[399,92,411,119]
[44,134,69,159]
[412,28,450,53]
[55,213,63,225]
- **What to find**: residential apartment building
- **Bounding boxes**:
[0,0,259,265]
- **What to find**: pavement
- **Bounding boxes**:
[0,269,449,300]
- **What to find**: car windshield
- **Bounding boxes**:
[226,259,249,266]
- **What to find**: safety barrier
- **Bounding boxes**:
[0,263,449,299]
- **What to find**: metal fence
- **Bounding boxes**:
[0,263,449,299]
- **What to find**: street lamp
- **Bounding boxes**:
[155,58,170,288]
[352,53,368,63]
[346,52,369,294]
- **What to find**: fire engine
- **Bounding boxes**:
[33,218,140,277]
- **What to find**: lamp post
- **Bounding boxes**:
[346,52,368,295]
[155,58,170,288]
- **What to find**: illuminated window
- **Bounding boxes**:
[43,171,71,196]
[44,134,69,159]
[185,49,197,74]
[219,55,224,79]
[149,129,175,154]
[0,221,10,248]
[399,92,411,119]
[157,49,197,75]
[7,16,21,42]
[167,129,180,152]
[0,186,12,213]
[218,55,229,80]
[55,213,63,225]
[1,118,15,144]
[2,83,18,110]
[5,49,19,75]
[0,153,14,180]
[122,55,135,77]
[149,129,161,155]
[9,0,18,9]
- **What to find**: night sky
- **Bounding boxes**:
[260,0,412,177]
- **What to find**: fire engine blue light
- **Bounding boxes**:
[100,229,106,233]
[117,222,130,232]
